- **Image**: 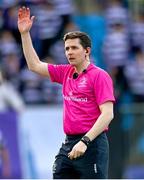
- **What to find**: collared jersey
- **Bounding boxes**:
[48,63,115,135]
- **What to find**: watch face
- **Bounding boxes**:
[81,136,91,146]
[83,136,90,143]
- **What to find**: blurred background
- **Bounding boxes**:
[0,0,144,178]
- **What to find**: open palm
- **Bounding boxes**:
[18,7,35,34]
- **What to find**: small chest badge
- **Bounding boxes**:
[78,77,87,87]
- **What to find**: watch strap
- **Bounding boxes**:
[80,136,91,146]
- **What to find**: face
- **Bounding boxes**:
[64,38,89,68]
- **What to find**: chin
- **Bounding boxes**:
[69,61,77,66]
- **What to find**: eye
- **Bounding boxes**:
[72,46,78,50]
[65,47,69,51]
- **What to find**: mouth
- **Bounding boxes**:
[69,58,75,61]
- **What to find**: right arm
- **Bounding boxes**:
[18,7,50,77]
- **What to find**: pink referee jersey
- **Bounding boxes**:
[48,63,115,135]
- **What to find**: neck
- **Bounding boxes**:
[75,61,90,73]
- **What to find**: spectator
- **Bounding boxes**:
[124,46,144,102]
[102,22,129,98]
[0,68,24,113]
[19,66,45,104]
[0,30,20,57]
[130,14,144,52]
[34,1,65,60]
[3,2,20,44]
[0,30,21,90]
[104,0,130,31]
[0,7,4,31]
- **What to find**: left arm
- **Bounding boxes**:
[85,101,114,141]
[68,101,114,159]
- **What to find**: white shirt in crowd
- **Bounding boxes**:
[0,77,25,113]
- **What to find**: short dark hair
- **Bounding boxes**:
[63,31,91,49]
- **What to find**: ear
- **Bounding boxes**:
[85,47,91,54]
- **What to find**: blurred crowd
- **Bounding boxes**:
[0,0,144,106]
[0,0,76,105]
[103,0,144,104]
[0,0,144,178]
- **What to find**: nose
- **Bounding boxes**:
[67,49,73,55]
[67,47,75,54]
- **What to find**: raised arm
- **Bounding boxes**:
[18,7,50,77]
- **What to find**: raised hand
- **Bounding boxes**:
[18,7,35,34]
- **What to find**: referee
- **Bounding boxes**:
[18,7,115,179]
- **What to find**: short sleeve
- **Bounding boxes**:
[94,70,115,105]
[48,64,70,84]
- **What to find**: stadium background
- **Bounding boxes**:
[0,0,144,178]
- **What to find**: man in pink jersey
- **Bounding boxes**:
[18,7,115,179]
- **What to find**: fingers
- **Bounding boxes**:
[18,8,22,19]
[68,151,75,160]
[31,16,35,22]
[18,6,31,20]
[67,142,87,160]
[26,7,30,18]
[68,150,83,160]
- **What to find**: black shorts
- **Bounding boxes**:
[53,132,109,179]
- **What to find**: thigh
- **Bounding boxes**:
[53,155,79,179]
[73,133,109,179]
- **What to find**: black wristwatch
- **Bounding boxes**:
[80,136,91,146]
